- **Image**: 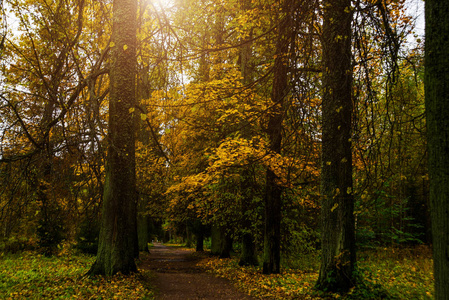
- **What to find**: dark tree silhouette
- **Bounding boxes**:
[425,1,449,298]
[262,0,293,275]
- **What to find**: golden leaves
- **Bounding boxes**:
[197,255,319,299]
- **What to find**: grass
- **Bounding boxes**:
[0,250,154,299]
[0,245,433,299]
[357,246,433,299]
[197,245,434,299]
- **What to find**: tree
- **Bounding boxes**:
[88,0,138,276]
[425,1,449,298]
[237,0,259,267]
[0,0,103,254]
[316,0,356,293]
[349,0,426,248]
[262,0,293,275]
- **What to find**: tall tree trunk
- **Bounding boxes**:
[262,0,292,275]
[425,1,449,298]
[238,0,258,267]
[239,169,258,266]
[137,213,150,252]
[239,232,258,266]
[210,225,221,255]
[219,231,233,259]
[316,0,355,293]
[195,227,204,252]
[210,225,233,258]
[35,101,63,256]
[88,0,138,276]
[185,221,194,248]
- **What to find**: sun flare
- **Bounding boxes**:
[152,0,174,10]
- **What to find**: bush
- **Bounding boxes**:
[0,236,36,253]
[282,226,320,270]
[36,218,65,256]
[75,218,99,255]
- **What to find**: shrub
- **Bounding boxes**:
[75,218,99,255]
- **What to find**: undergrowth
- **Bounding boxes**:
[197,245,434,299]
[357,246,433,299]
[0,245,433,299]
[0,250,154,299]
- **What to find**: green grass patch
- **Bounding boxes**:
[0,251,154,299]
[357,246,433,299]
[197,246,434,299]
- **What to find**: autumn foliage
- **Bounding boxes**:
[0,0,431,297]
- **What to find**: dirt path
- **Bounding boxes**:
[139,242,255,299]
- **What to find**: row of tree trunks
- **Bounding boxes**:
[84,3,449,298]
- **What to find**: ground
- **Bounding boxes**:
[139,242,256,299]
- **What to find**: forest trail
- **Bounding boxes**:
[139,242,256,299]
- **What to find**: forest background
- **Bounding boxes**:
[0,0,433,298]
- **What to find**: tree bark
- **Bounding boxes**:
[262,0,292,275]
[238,0,258,267]
[219,232,233,259]
[192,219,205,252]
[425,1,449,299]
[210,225,232,258]
[210,225,221,255]
[137,213,151,252]
[239,169,258,266]
[239,232,258,266]
[196,231,204,252]
[88,0,138,276]
[316,0,356,293]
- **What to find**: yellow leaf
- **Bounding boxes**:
[123,44,128,51]
[129,107,135,113]
[140,113,147,121]
[331,203,339,212]
[109,41,115,47]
